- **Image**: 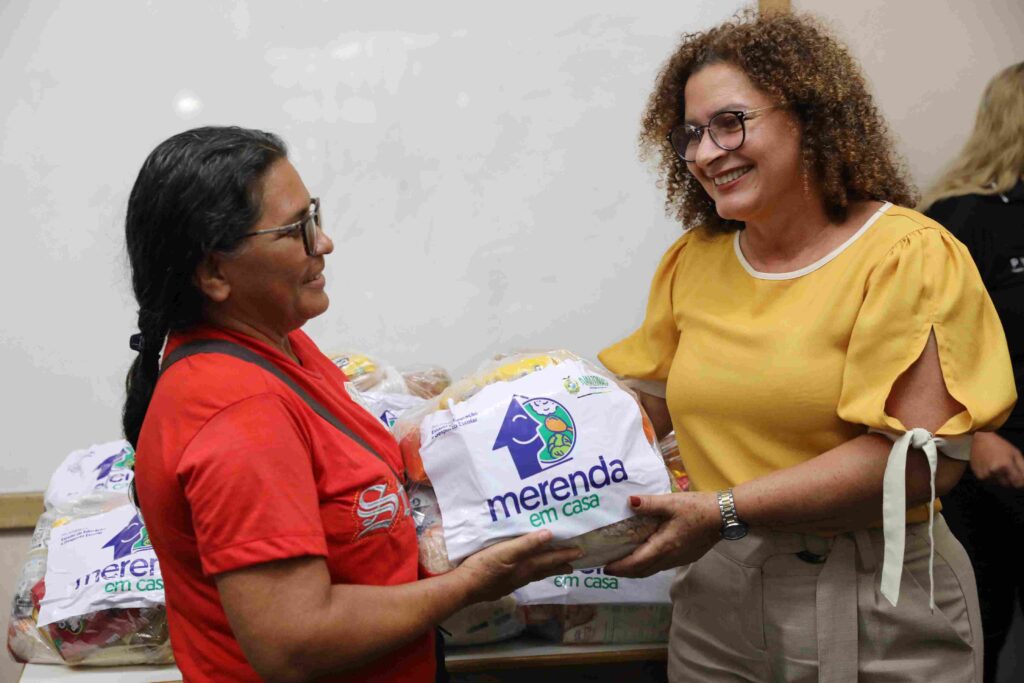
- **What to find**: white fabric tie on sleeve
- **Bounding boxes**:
[870,427,972,609]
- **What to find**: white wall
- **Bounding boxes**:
[793,0,1024,192]
[0,1,746,493]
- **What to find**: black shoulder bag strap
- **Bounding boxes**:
[161,339,409,487]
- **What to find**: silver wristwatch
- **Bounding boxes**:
[717,488,749,540]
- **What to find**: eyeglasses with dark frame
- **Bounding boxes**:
[668,105,781,163]
[241,197,322,256]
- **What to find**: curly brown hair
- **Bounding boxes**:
[641,10,916,234]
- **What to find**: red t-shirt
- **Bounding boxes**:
[135,325,435,682]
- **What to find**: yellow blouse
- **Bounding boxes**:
[600,203,1016,604]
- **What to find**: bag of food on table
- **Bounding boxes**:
[7,502,172,665]
[395,350,669,570]
[440,595,525,647]
[44,440,136,511]
[514,565,672,644]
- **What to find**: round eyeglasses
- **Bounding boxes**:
[668,105,780,163]
[241,197,322,256]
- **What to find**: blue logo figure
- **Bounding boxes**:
[94,447,135,481]
[493,396,576,480]
[102,513,152,560]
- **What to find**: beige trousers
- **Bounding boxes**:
[668,515,982,682]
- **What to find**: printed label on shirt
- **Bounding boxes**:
[353,479,411,540]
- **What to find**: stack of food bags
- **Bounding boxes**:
[327,349,451,428]
[7,440,173,666]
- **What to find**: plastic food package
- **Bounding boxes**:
[514,565,673,643]
[44,440,136,511]
[440,595,525,647]
[658,432,690,492]
[401,366,452,399]
[327,350,408,394]
[395,350,669,570]
[518,603,672,644]
[328,350,451,428]
[7,501,172,666]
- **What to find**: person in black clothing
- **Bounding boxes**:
[922,61,1024,683]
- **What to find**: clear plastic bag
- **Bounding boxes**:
[658,431,690,492]
[327,350,390,392]
[6,502,173,666]
[400,365,452,399]
[8,602,172,666]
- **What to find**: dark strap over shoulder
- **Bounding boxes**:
[162,339,408,486]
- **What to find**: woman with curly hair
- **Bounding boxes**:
[598,11,1016,682]
[921,62,1024,683]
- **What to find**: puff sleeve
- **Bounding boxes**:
[837,224,1016,607]
[598,234,689,395]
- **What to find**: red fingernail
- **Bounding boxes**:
[629,496,641,508]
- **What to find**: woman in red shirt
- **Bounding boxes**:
[123,126,579,682]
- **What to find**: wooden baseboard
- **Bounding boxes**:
[0,492,44,531]
[759,0,791,13]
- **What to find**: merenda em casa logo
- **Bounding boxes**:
[71,513,161,594]
[489,395,630,528]
[93,446,135,492]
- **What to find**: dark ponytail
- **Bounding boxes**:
[122,126,287,448]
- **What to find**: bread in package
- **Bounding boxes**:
[397,350,669,570]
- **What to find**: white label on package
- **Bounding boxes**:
[45,440,135,510]
[514,567,674,605]
[37,504,163,627]
[421,360,670,563]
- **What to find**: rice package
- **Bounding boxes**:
[395,350,669,569]
[7,502,171,665]
[44,440,135,510]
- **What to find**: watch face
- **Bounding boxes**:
[721,522,749,541]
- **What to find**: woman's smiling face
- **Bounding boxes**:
[212,158,334,336]
[683,62,805,224]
